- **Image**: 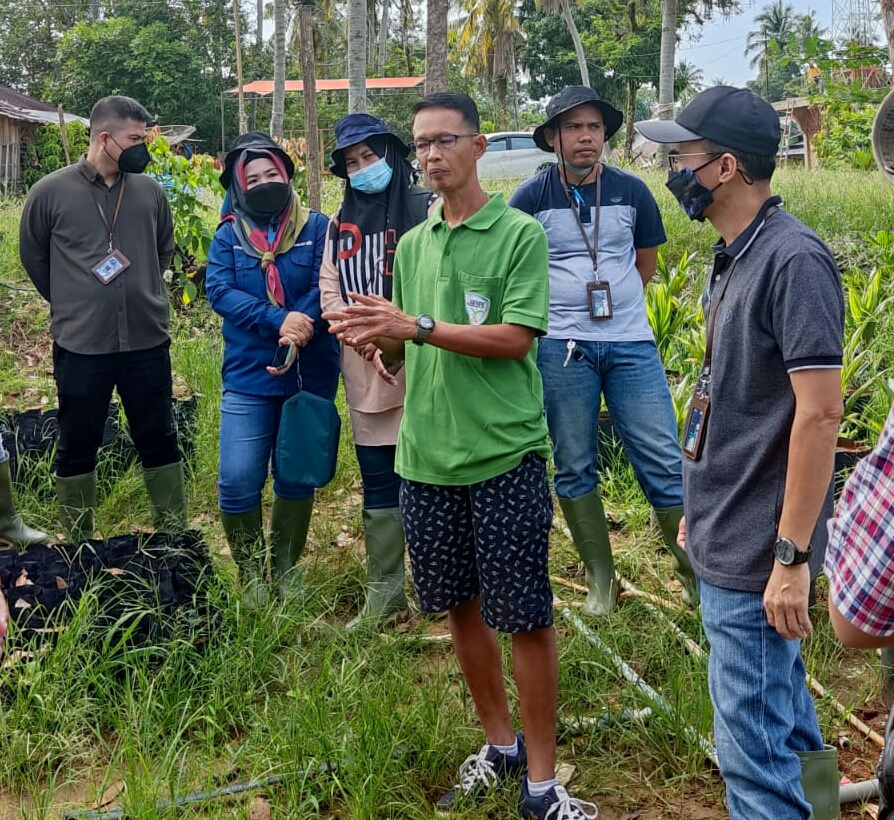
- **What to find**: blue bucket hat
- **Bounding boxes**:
[329,113,411,179]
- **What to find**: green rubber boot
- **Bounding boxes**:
[269,496,313,598]
[56,471,96,543]
[0,459,47,547]
[143,462,188,533]
[220,506,269,607]
[559,489,617,617]
[796,745,840,820]
[653,504,699,607]
[347,507,408,630]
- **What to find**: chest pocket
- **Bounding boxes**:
[233,246,264,295]
[455,270,504,326]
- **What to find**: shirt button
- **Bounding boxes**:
[444,250,451,256]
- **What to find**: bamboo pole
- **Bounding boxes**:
[57,105,71,165]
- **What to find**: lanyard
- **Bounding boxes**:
[90,175,126,253]
[559,166,602,281]
[696,205,778,396]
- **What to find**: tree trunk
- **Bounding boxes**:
[270,0,286,136]
[883,0,894,82]
[233,0,248,135]
[402,0,414,75]
[656,0,677,168]
[560,0,589,87]
[378,0,389,75]
[348,0,368,111]
[425,0,448,94]
[298,2,322,210]
[257,0,264,48]
[625,77,637,157]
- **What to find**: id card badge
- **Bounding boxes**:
[682,392,710,461]
[587,281,613,321]
[91,249,131,284]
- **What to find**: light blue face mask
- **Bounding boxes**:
[349,157,393,194]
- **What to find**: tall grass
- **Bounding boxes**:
[0,171,891,818]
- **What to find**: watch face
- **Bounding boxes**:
[775,538,795,564]
[419,315,435,331]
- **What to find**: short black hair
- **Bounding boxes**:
[89,96,152,139]
[412,92,480,132]
[705,140,776,182]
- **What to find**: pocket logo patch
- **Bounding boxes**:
[464,291,490,325]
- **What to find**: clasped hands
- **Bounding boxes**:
[268,311,313,376]
[323,293,415,385]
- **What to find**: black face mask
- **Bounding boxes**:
[666,156,721,222]
[107,137,151,174]
[244,182,292,218]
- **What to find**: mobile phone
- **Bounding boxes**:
[270,342,297,372]
[682,393,710,461]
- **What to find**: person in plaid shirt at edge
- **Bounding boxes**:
[826,399,894,820]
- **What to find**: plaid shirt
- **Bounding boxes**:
[826,402,894,637]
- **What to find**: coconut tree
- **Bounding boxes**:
[675,59,704,103]
[745,0,796,69]
[426,0,449,93]
[534,0,589,86]
[270,0,286,135]
[453,0,521,119]
[348,0,367,111]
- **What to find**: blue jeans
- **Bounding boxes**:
[537,338,683,506]
[218,391,315,513]
[700,580,824,820]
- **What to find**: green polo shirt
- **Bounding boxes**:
[392,194,552,485]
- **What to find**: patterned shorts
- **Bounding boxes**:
[399,453,554,634]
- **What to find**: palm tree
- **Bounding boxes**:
[426,0,449,94]
[270,0,286,136]
[745,0,796,70]
[453,0,520,118]
[348,0,367,111]
[675,59,704,103]
[534,0,589,86]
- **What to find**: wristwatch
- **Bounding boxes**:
[413,314,435,346]
[773,536,812,566]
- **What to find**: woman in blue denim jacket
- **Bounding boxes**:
[206,131,339,602]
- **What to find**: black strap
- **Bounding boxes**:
[558,166,602,281]
[89,175,126,253]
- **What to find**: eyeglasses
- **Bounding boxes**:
[668,151,721,172]
[410,133,479,154]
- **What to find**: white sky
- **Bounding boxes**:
[675,0,878,87]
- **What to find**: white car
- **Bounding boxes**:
[477,132,556,179]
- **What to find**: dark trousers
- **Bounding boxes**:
[53,343,180,477]
[355,444,400,509]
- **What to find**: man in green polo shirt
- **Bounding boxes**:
[324,92,596,820]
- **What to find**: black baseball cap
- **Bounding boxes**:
[533,85,624,151]
[635,86,780,157]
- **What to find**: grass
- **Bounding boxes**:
[0,169,892,818]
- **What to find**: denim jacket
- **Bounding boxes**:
[206,211,340,398]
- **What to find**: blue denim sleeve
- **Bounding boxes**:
[205,223,288,338]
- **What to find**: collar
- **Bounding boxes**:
[77,155,120,187]
[426,193,507,232]
[713,195,782,260]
